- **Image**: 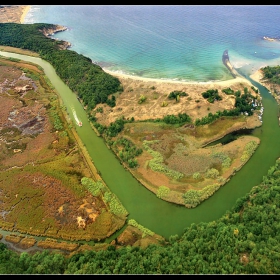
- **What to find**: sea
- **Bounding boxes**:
[23,5,280,82]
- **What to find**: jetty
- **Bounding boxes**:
[222,50,241,78]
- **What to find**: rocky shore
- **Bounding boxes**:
[41,25,68,37]
[263,36,280,42]
[40,25,72,50]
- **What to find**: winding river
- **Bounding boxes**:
[1,51,280,239]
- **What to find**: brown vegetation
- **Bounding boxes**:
[37,238,79,252]
[116,225,165,249]
[95,73,257,126]
[0,57,126,252]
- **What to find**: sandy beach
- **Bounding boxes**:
[20,5,31,24]
[250,69,264,84]
[97,66,262,128]
[103,68,252,88]
[0,5,28,23]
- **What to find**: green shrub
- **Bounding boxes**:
[193,172,201,179]
[138,95,147,104]
[156,186,170,198]
[205,168,219,179]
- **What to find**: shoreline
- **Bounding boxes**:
[1,4,265,89]
[20,5,31,24]
[0,4,266,90]
[103,68,252,88]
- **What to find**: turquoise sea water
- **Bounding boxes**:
[24,5,280,82]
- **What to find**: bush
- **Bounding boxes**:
[138,95,147,104]
[193,172,201,179]
[156,186,170,198]
[205,168,219,179]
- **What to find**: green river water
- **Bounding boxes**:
[1,51,280,240]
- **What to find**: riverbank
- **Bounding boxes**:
[250,68,280,103]
[250,69,264,84]
[1,49,280,240]
[101,65,263,208]
[0,4,278,234]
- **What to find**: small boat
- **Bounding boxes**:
[72,107,82,127]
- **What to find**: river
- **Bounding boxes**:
[1,51,280,239]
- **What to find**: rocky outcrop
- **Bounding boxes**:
[40,24,67,37]
[39,25,71,50]
[263,36,280,42]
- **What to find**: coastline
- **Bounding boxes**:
[0,4,264,90]
[20,5,31,24]
[222,49,243,79]
[0,4,266,91]
[103,68,252,88]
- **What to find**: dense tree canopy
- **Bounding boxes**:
[262,65,280,84]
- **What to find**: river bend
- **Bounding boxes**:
[1,51,280,239]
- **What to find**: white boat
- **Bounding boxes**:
[72,108,82,127]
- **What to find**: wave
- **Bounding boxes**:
[23,5,41,24]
